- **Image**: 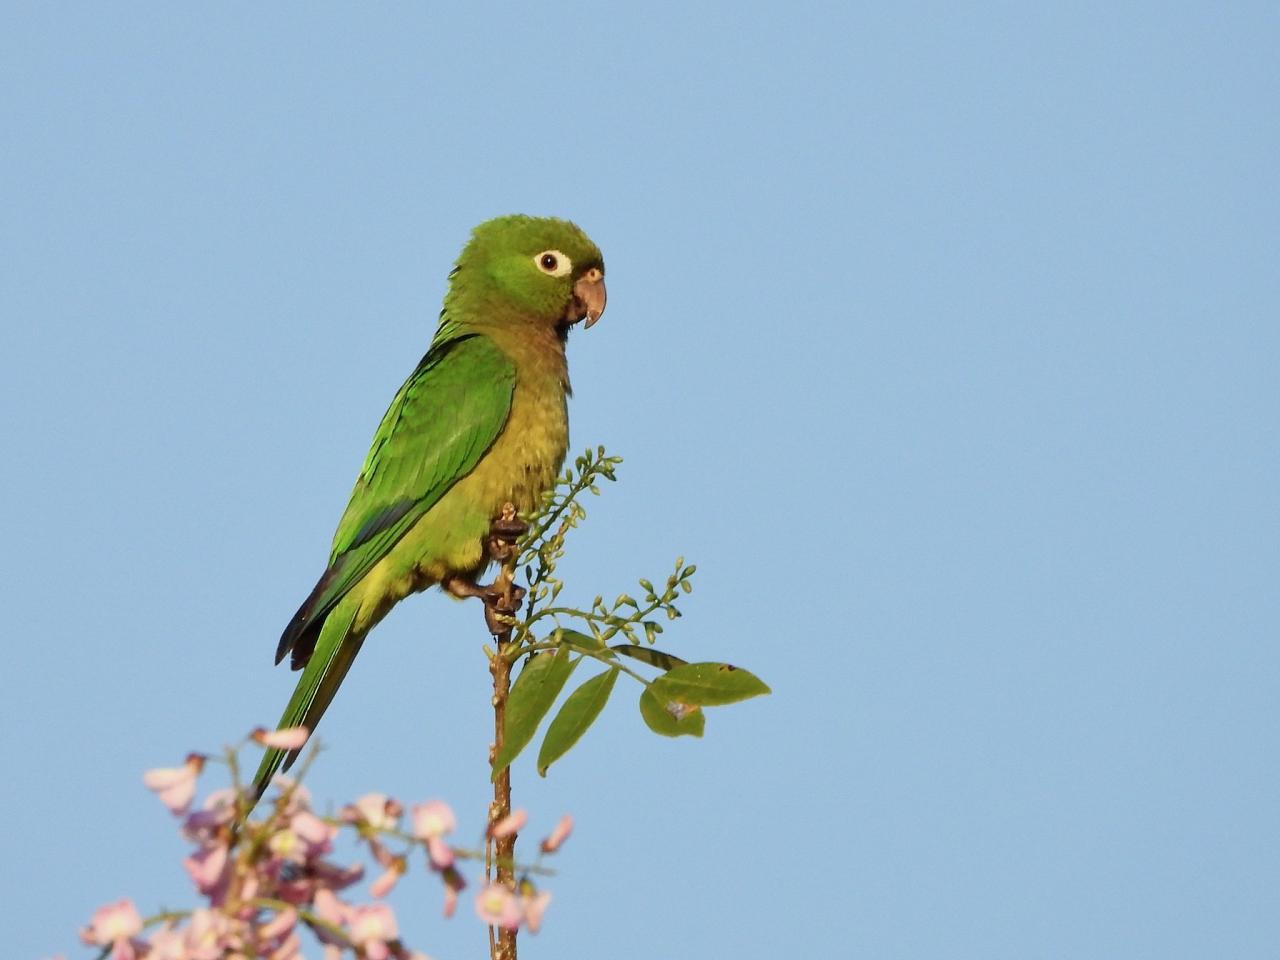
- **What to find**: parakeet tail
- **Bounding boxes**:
[247,600,365,809]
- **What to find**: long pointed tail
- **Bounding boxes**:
[248,600,365,807]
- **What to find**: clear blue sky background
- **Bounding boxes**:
[2,4,1276,958]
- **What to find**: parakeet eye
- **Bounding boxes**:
[534,249,572,278]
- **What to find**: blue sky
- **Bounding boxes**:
[2,3,1277,958]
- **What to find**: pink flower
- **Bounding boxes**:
[240,869,260,904]
[475,882,523,931]
[252,726,310,750]
[345,792,401,832]
[521,887,553,935]
[349,904,398,960]
[441,866,466,918]
[307,889,353,957]
[314,860,364,891]
[410,799,456,840]
[257,909,302,960]
[182,787,238,843]
[183,842,231,903]
[268,775,312,814]
[369,860,403,898]
[184,908,237,960]
[291,810,337,850]
[540,814,574,853]
[268,932,302,960]
[490,807,527,838]
[257,907,297,941]
[312,887,351,931]
[143,753,205,814]
[145,924,186,960]
[426,835,455,869]
[81,899,143,959]
[277,858,364,904]
[269,811,335,864]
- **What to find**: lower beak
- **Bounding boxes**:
[573,269,607,328]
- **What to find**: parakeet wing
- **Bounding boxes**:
[276,332,516,666]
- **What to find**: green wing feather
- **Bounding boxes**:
[276,332,516,669]
[251,331,515,798]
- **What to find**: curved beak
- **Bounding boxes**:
[573,267,607,328]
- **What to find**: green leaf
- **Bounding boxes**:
[555,628,613,655]
[648,662,771,707]
[639,686,705,738]
[537,668,619,776]
[492,646,578,779]
[610,645,687,671]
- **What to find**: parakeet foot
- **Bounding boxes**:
[487,502,528,563]
[444,505,529,634]
[443,575,527,634]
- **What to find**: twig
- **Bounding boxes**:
[483,505,524,960]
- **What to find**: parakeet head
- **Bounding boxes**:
[449,215,607,336]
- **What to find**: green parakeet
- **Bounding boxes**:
[250,215,606,799]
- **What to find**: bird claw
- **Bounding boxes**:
[486,502,528,564]
[442,505,529,636]
[483,582,526,635]
[442,576,527,635]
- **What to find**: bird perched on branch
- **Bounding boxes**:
[251,215,606,800]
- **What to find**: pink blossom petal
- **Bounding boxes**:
[348,903,397,960]
[144,925,186,960]
[369,862,402,898]
[183,842,231,902]
[348,792,401,831]
[490,807,527,839]
[540,814,574,853]
[290,810,337,850]
[442,865,466,917]
[268,775,312,813]
[258,907,298,941]
[269,932,302,960]
[183,787,238,841]
[312,859,365,891]
[253,726,310,750]
[184,908,235,960]
[521,889,553,935]
[410,799,456,839]
[312,888,351,934]
[474,882,523,931]
[143,754,204,815]
[268,827,305,864]
[350,903,398,941]
[269,811,334,864]
[82,899,143,945]
[368,837,396,868]
[426,835,455,869]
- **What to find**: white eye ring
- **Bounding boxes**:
[534,249,573,278]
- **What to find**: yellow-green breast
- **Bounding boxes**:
[348,325,570,632]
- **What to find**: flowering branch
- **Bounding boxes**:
[70,730,571,960]
[64,444,765,960]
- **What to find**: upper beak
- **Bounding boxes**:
[573,267,607,328]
